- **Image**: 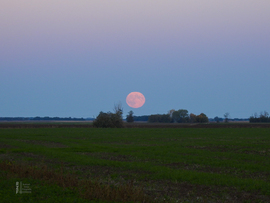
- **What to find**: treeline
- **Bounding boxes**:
[249,111,270,123]
[0,117,85,121]
[133,115,149,122]
[148,114,171,123]
[148,109,208,123]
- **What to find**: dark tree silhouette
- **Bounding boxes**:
[126,111,134,123]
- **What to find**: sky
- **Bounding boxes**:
[1,0,269,119]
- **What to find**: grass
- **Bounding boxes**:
[0,170,92,203]
[0,161,148,203]
[0,127,270,202]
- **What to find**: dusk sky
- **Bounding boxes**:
[1,1,269,119]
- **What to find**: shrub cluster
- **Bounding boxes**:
[249,111,270,123]
[93,111,123,128]
[196,113,209,123]
[126,111,134,123]
[148,114,171,123]
[148,109,208,123]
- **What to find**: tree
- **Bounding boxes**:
[249,115,255,123]
[133,115,149,122]
[93,103,123,128]
[148,114,171,123]
[260,111,269,122]
[113,102,123,117]
[147,109,180,123]
[189,113,197,123]
[111,102,123,127]
[196,113,209,123]
[168,109,175,119]
[126,111,134,123]
[250,111,270,123]
[172,109,189,123]
[224,112,230,123]
[214,116,220,123]
[93,112,113,128]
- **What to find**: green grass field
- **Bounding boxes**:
[0,127,270,202]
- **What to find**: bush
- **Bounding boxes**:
[172,109,189,123]
[93,104,124,128]
[249,111,270,123]
[93,111,123,128]
[126,111,134,123]
[196,113,209,123]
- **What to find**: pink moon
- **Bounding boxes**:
[126,92,145,108]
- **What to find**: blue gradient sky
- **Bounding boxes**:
[1,1,269,118]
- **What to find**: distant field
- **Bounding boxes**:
[1,121,270,129]
[0,127,270,202]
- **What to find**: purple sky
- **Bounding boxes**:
[1,1,269,118]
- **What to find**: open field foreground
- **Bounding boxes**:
[0,128,270,202]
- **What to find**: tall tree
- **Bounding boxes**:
[196,113,209,123]
[114,102,123,118]
[93,103,123,128]
[168,109,175,119]
[224,112,230,123]
[172,109,189,123]
[189,113,197,123]
[148,114,171,123]
[126,111,134,123]
[214,116,220,123]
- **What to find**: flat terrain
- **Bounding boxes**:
[1,126,270,202]
[0,121,270,128]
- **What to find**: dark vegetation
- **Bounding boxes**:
[93,104,124,128]
[148,114,171,123]
[148,109,209,123]
[214,116,223,123]
[133,115,149,122]
[93,112,123,128]
[126,111,134,123]
[2,109,269,125]
[250,111,270,123]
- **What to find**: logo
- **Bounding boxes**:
[16,181,31,194]
[16,182,19,194]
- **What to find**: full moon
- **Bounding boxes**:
[126,92,145,108]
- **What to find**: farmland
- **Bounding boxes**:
[0,126,270,202]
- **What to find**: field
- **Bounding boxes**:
[0,125,270,202]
